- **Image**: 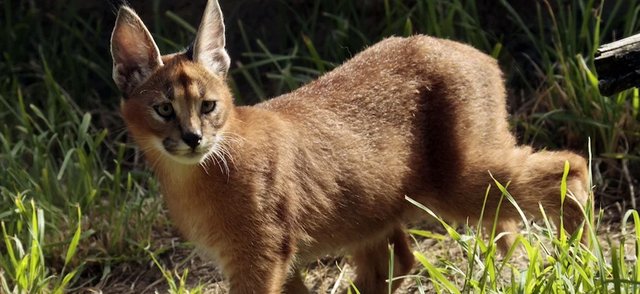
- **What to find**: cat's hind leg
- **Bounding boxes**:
[348,226,414,294]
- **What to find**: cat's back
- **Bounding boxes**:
[260,35,503,114]
[257,35,510,149]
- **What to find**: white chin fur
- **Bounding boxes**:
[151,138,211,165]
[169,153,208,165]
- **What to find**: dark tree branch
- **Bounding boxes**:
[595,33,640,96]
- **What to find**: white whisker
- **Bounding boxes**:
[209,148,226,175]
[214,147,230,178]
[201,153,214,176]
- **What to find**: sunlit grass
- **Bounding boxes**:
[0,197,81,294]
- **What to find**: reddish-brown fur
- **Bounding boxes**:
[111,1,591,293]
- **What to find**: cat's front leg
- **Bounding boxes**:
[222,236,300,294]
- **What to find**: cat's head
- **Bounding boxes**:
[111,0,233,165]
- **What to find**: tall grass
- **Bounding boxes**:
[0,0,638,292]
[0,198,81,294]
[500,1,640,209]
[1,1,165,292]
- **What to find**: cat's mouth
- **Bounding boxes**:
[157,138,212,165]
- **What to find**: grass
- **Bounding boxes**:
[402,185,640,294]
[0,0,639,292]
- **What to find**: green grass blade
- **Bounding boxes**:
[56,149,76,181]
[301,34,326,73]
[64,205,82,266]
[405,196,462,242]
[413,251,460,294]
[165,11,197,34]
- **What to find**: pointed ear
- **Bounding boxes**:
[193,0,230,77]
[110,6,163,95]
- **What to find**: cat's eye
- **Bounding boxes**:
[154,102,174,119]
[201,100,216,114]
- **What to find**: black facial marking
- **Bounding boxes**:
[178,72,191,88]
[162,137,176,152]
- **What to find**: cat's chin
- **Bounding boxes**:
[165,153,207,165]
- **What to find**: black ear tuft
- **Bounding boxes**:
[185,42,194,60]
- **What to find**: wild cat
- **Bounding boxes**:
[110,0,590,293]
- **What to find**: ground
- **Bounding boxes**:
[86,216,635,294]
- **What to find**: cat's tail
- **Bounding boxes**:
[506,148,592,246]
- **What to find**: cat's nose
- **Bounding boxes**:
[182,131,202,149]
